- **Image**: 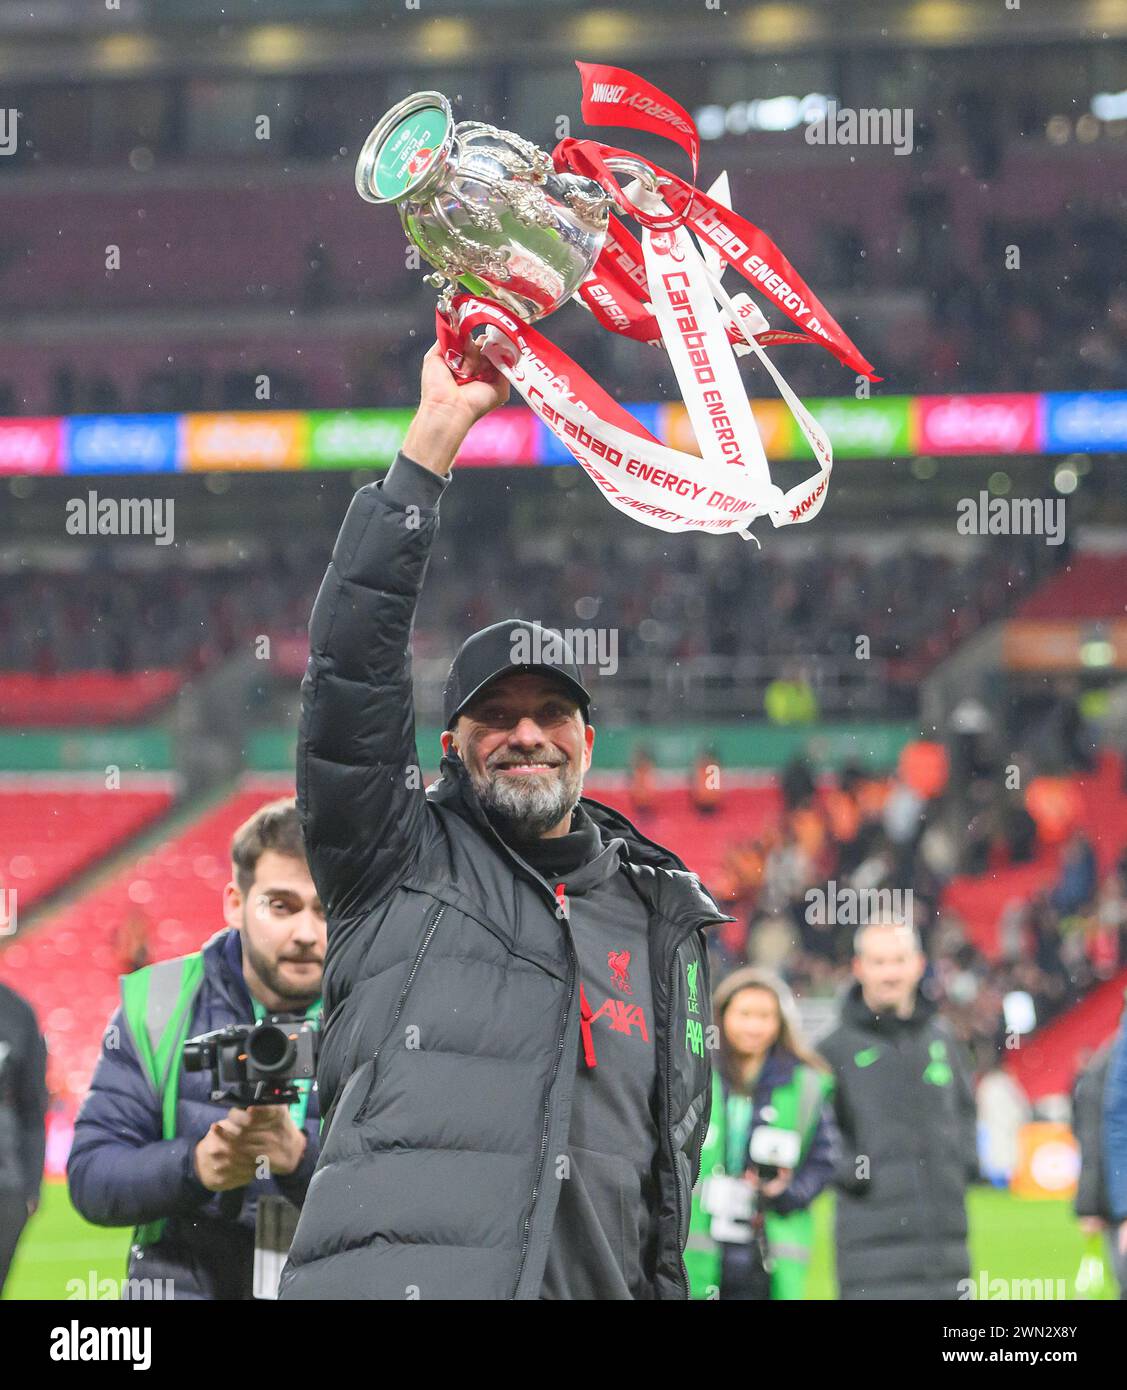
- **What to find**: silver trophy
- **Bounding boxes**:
[355,91,650,322]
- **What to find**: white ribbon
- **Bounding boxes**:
[467,176,835,538]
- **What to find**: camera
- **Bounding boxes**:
[747,1124,801,1184]
[183,1017,319,1106]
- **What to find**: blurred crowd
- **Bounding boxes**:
[3,526,1055,727]
[9,199,1124,416]
[0,551,320,676]
[671,723,1122,1077]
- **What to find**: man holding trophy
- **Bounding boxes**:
[280,64,871,1299]
[278,334,735,1299]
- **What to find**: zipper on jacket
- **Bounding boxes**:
[449,787,582,1297]
[664,940,691,1300]
[513,920,577,1296]
[353,903,446,1124]
[662,924,724,1299]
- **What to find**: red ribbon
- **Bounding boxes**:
[579,982,598,1069]
[436,293,664,447]
[575,211,822,357]
[437,61,879,391]
[556,62,880,382]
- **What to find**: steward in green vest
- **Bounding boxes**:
[66,798,326,1300]
[686,966,838,1300]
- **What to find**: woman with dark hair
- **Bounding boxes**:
[686,967,839,1300]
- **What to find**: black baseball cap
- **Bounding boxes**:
[443,619,592,731]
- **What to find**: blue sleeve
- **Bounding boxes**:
[272,1122,321,1208]
[1103,1028,1127,1222]
[66,1005,214,1228]
[770,1100,839,1215]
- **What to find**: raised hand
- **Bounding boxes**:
[403,339,511,476]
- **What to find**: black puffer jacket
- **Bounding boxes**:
[818,982,978,1300]
[279,462,733,1300]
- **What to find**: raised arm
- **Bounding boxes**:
[297,340,509,922]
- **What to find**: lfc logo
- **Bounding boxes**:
[607,949,632,994]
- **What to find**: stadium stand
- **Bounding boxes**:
[0,781,290,1105]
[1016,552,1127,621]
[0,784,174,911]
[0,672,184,725]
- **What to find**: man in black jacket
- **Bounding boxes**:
[0,980,47,1293]
[279,339,734,1300]
[819,919,978,1299]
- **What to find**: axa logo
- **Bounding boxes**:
[685,1019,705,1058]
[608,949,632,994]
[789,477,827,521]
[589,997,649,1041]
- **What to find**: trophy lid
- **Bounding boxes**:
[355,91,455,205]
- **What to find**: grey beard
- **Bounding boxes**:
[471,759,584,841]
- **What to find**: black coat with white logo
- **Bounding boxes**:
[279,464,733,1300]
[819,982,978,1300]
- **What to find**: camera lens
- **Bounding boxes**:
[247,1023,296,1074]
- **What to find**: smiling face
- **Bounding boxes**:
[440,671,594,841]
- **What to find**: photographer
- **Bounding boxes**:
[687,967,837,1300]
[67,799,324,1300]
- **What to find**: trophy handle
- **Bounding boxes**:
[602,155,660,193]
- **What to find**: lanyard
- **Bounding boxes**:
[250,997,322,1132]
[725,1091,754,1175]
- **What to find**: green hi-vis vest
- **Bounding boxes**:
[685,1060,833,1300]
[120,952,208,1248]
[119,951,321,1249]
